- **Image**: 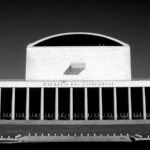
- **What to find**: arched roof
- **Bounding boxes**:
[28,32,129,47]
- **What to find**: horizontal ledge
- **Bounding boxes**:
[18,136,131,142]
[0,120,150,125]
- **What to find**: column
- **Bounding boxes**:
[55,87,58,120]
[114,87,117,120]
[0,88,1,119]
[26,88,29,120]
[128,87,132,120]
[142,87,146,120]
[40,88,44,120]
[70,87,73,120]
[11,88,15,120]
[99,87,103,120]
[84,87,88,120]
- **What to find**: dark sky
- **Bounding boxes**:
[0,0,150,79]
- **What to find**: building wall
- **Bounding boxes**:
[26,46,131,81]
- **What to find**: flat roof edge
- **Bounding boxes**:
[0,80,150,87]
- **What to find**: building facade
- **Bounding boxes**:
[0,32,149,122]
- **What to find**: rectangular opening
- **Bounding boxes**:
[88,88,99,120]
[102,88,114,120]
[1,88,12,120]
[15,88,26,120]
[29,88,41,120]
[44,88,55,120]
[116,88,128,120]
[73,88,84,120]
[58,88,70,120]
[131,87,143,119]
[145,87,150,119]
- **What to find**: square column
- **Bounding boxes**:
[26,88,29,120]
[142,87,146,120]
[40,88,44,120]
[11,88,15,120]
[0,88,1,119]
[55,87,59,120]
[99,87,103,120]
[128,87,132,120]
[114,87,117,120]
[84,87,88,120]
[70,87,73,120]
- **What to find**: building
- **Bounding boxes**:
[0,32,150,142]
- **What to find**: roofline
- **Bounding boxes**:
[27,32,129,47]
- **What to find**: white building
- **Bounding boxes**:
[26,32,131,81]
[0,32,149,121]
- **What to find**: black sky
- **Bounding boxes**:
[0,0,150,79]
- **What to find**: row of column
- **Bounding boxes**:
[0,87,147,120]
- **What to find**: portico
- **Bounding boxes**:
[0,32,148,122]
[0,80,149,121]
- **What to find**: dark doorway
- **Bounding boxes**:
[102,88,114,120]
[1,88,12,119]
[116,88,128,120]
[131,87,143,119]
[15,88,26,120]
[73,88,84,120]
[58,88,70,120]
[145,87,150,119]
[44,88,55,120]
[88,88,99,120]
[29,88,41,120]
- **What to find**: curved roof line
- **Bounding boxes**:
[28,32,129,47]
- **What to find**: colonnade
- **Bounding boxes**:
[0,87,147,120]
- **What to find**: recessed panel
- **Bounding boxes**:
[102,88,114,120]
[58,88,70,120]
[116,88,128,119]
[88,88,99,120]
[15,88,26,120]
[44,88,55,120]
[131,87,143,119]
[1,88,12,119]
[29,88,41,120]
[73,88,84,120]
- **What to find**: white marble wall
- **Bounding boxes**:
[26,46,131,81]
